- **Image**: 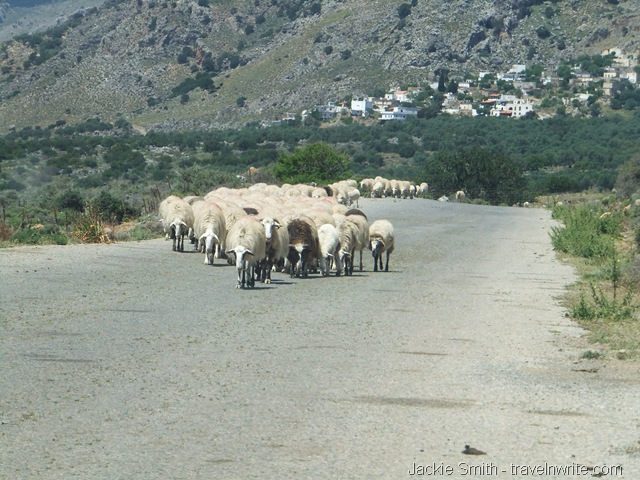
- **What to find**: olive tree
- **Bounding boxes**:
[273,143,352,184]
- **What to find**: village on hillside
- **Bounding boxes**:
[272,48,639,125]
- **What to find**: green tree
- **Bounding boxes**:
[397,3,411,18]
[425,147,526,205]
[56,190,84,213]
[274,143,352,184]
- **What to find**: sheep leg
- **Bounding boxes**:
[373,252,379,272]
[384,251,390,272]
[248,265,256,288]
[359,250,363,271]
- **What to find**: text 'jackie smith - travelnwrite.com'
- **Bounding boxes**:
[408,462,623,476]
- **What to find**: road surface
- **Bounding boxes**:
[1,198,639,479]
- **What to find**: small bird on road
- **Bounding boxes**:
[462,445,486,455]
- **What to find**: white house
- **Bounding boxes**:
[351,98,373,117]
[314,101,344,119]
[621,71,638,84]
[380,106,419,121]
[385,90,413,102]
[508,98,535,117]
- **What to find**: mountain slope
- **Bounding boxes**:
[0,0,638,132]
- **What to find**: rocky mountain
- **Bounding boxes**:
[0,0,638,133]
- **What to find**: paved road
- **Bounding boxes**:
[1,198,639,479]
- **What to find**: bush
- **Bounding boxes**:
[550,205,620,259]
[11,226,67,245]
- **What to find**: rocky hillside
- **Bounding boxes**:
[0,0,638,133]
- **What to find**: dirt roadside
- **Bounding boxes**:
[1,198,639,479]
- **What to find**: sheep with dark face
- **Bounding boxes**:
[159,195,195,252]
[286,216,320,278]
[225,216,267,289]
[368,219,395,272]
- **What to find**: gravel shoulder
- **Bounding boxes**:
[1,198,639,479]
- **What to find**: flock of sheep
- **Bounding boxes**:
[158,178,403,288]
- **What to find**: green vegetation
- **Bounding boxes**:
[425,147,526,205]
[1,111,640,247]
[551,200,640,358]
[550,205,621,259]
[273,143,352,184]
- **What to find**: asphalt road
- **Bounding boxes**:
[1,198,639,479]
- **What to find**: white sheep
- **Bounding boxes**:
[359,178,374,196]
[371,181,385,198]
[347,188,361,207]
[258,215,289,284]
[335,217,358,275]
[399,181,412,199]
[455,190,466,203]
[159,195,194,252]
[317,223,341,276]
[225,216,267,289]
[368,219,395,272]
[345,210,369,272]
[192,201,226,265]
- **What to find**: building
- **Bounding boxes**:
[380,106,419,121]
[350,98,373,117]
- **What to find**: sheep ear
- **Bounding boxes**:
[245,250,254,257]
[200,233,207,241]
[273,221,281,228]
[226,249,235,255]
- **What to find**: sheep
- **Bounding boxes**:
[347,188,361,207]
[371,181,385,198]
[286,216,321,278]
[345,209,369,272]
[399,181,412,199]
[418,182,429,197]
[359,178,374,196]
[225,216,267,289]
[159,195,194,252]
[335,217,358,276]
[220,205,248,258]
[317,223,341,276]
[312,187,328,199]
[438,195,449,202]
[183,195,204,205]
[455,190,466,203]
[368,219,395,272]
[390,179,401,198]
[257,215,289,284]
[192,201,226,265]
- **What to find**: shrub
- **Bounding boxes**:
[72,205,111,243]
[11,226,67,245]
[550,205,620,259]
